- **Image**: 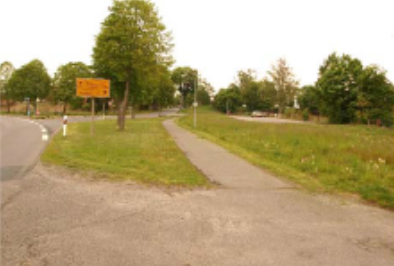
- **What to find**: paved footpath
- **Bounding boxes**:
[163,119,394,266]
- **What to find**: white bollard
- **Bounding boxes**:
[63,115,68,137]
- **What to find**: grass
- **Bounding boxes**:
[42,118,210,187]
[178,107,394,209]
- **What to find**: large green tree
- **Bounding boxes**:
[0,61,15,113]
[6,60,51,109]
[316,53,363,123]
[357,65,394,126]
[52,62,92,114]
[268,58,299,114]
[92,0,173,130]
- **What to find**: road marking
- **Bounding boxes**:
[15,118,49,142]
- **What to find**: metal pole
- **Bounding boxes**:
[91,98,95,135]
[194,71,197,128]
[103,100,106,120]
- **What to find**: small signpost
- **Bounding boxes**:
[76,78,110,135]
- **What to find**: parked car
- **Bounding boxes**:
[251,111,269,117]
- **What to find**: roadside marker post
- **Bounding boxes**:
[63,115,68,137]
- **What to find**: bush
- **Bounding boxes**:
[302,109,309,121]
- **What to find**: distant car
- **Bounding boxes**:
[251,111,268,118]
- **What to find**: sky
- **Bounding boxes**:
[1,0,393,91]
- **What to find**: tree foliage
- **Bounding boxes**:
[298,85,320,115]
[0,61,15,112]
[316,53,363,123]
[213,84,242,113]
[259,79,276,111]
[6,60,51,104]
[92,0,173,130]
[356,65,394,126]
[316,53,394,126]
[52,62,92,114]
[151,65,175,110]
[268,58,299,113]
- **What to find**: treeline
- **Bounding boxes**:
[214,54,394,126]
[214,58,299,115]
[0,0,213,131]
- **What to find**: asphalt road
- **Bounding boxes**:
[0,116,91,182]
[0,117,48,181]
[232,115,308,124]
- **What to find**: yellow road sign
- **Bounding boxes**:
[76,78,110,98]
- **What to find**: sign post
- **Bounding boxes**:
[76,78,110,136]
[91,98,95,135]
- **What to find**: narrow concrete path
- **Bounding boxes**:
[163,119,290,190]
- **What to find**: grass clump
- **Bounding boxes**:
[178,107,394,209]
[42,118,209,187]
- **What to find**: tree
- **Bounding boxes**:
[298,85,321,116]
[268,58,299,114]
[171,67,197,108]
[0,61,15,113]
[6,60,51,110]
[197,87,211,106]
[357,65,394,126]
[259,79,276,111]
[237,69,256,92]
[185,78,212,106]
[213,84,242,113]
[92,0,173,131]
[52,62,92,114]
[242,81,261,112]
[151,65,175,112]
[316,53,363,123]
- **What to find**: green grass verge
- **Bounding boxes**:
[178,107,394,209]
[42,118,210,187]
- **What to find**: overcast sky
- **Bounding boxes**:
[1,0,393,91]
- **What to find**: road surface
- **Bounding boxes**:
[232,115,308,124]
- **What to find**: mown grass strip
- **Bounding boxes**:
[178,107,394,209]
[42,118,210,187]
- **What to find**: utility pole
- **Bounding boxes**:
[193,70,198,128]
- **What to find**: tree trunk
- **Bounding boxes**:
[180,94,184,110]
[117,98,122,129]
[63,100,67,115]
[118,81,130,131]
